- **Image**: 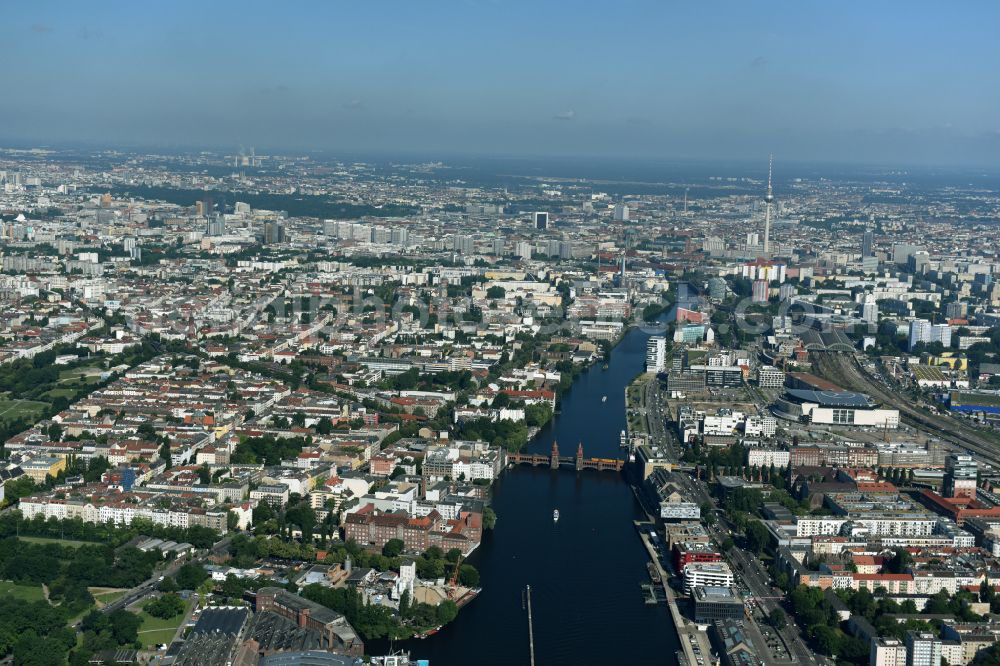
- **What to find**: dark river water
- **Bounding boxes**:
[378,319,679,665]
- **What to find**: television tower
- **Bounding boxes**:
[763,154,774,256]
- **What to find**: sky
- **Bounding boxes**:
[4,1,1000,166]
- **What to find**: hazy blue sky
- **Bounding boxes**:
[5,1,1000,165]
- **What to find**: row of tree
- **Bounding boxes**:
[0,511,220,549]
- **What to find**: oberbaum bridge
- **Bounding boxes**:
[508,441,624,472]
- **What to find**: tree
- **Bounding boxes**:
[399,589,412,618]
[720,537,735,552]
[486,286,506,299]
[886,548,913,574]
[701,503,716,525]
[382,539,405,558]
[974,643,1000,666]
[159,441,172,469]
[253,500,275,525]
[746,521,770,555]
[144,593,185,619]
[197,464,211,485]
[158,576,178,592]
[981,580,996,604]
[3,476,36,503]
[524,402,553,428]
[436,599,458,625]
[12,631,70,666]
[175,563,209,590]
[107,609,141,646]
[285,502,317,541]
[810,624,842,656]
[457,564,480,588]
[770,608,787,630]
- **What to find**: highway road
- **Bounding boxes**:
[99,543,220,616]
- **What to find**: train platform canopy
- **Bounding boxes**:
[785,388,876,409]
[799,328,856,352]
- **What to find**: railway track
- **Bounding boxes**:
[812,352,1000,469]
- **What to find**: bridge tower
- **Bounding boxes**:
[550,441,560,469]
[576,442,584,471]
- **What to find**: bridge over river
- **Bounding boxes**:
[508,441,624,472]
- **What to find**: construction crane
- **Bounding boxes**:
[448,553,464,587]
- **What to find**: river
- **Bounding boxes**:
[375,317,679,665]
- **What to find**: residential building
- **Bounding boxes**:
[683,561,735,593]
[906,631,942,666]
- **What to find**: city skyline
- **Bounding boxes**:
[3,4,1000,666]
[4,1,1000,166]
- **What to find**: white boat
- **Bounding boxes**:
[553,509,560,522]
[602,395,607,403]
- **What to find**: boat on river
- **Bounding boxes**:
[553,509,560,522]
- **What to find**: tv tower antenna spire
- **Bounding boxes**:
[763,154,774,256]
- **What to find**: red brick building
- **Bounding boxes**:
[343,504,483,555]
[254,587,363,656]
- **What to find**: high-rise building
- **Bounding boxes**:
[390,227,409,246]
[945,301,966,320]
[646,336,667,373]
[862,230,875,258]
[908,320,951,351]
[752,279,769,303]
[613,204,630,222]
[861,294,879,324]
[533,211,549,230]
[905,631,941,666]
[943,454,977,499]
[262,221,285,245]
[205,216,225,237]
[892,243,920,265]
[741,261,786,283]
[871,638,908,666]
[908,251,931,274]
[762,155,774,255]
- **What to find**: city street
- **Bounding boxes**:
[646,377,826,666]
